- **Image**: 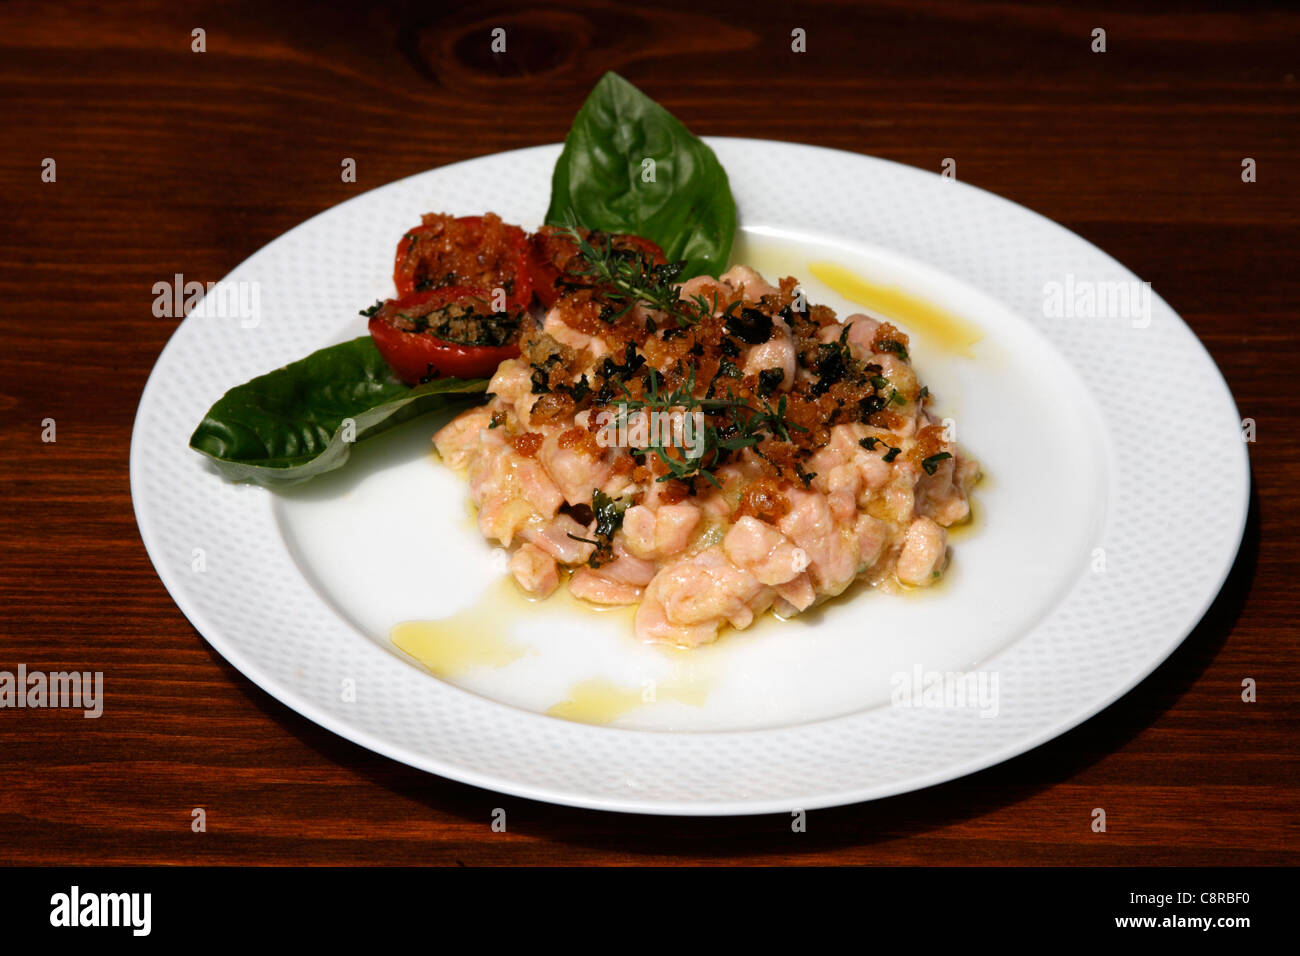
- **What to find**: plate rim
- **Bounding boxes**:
[130,138,1251,815]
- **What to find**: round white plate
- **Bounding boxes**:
[131,139,1248,814]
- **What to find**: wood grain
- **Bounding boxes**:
[0,0,1295,865]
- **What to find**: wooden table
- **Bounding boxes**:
[2,0,1295,865]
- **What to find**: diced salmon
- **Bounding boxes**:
[433,406,493,471]
[720,264,780,302]
[621,505,657,559]
[774,572,817,614]
[854,513,888,570]
[870,463,918,525]
[678,275,730,311]
[819,314,880,362]
[521,513,594,565]
[619,502,701,560]
[827,488,857,523]
[511,391,545,431]
[569,548,656,605]
[538,429,610,506]
[896,516,948,586]
[477,495,534,547]
[777,489,860,596]
[915,454,971,527]
[604,548,658,585]
[434,260,981,642]
[743,315,796,388]
[464,427,564,545]
[468,434,532,545]
[569,570,642,605]
[544,308,610,358]
[635,546,771,646]
[807,424,868,499]
[509,543,559,598]
[654,503,701,556]
[723,516,808,586]
[873,354,920,431]
[855,443,894,494]
[487,358,531,407]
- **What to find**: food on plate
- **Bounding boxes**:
[545,72,735,278]
[529,225,667,307]
[365,286,525,384]
[433,227,979,646]
[190,71,734,486]
[187,334,486,486]
[393,213,534,307]
[187,69,980,649]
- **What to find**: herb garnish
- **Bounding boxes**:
[726,307,773,344]
[564,374,591,403]
[860,435,902,462]
[757,368,784,397]
[616,366,804,487]
[921,451,953,475]
[566,488,629,567]
[559,220,738,330]
[877,339,909,361]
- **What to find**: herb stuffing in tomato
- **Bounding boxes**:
[393,213,534,307]
[365,287,524,384]
[528,226,667,307]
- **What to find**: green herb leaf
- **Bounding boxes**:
[568,488,630,567]
[189,336,487,486]
[592,489,627,542]
[545,72,736,279]
[860,435,902,462]
[921,451,953,475]
[878,339,909,361]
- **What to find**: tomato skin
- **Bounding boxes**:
[393,214,533,307]
[368,287,521,385]
[526,228,569,308]
[613,234,666,266]
[529,227,666,307]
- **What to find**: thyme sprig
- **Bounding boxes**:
[558,219,711,328]
[615,366,804,487]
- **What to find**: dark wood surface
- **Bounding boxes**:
[1,0,1295,865]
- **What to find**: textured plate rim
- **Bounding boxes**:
[130,139,1250,815]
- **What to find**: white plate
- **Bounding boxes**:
[131,139,1248,814]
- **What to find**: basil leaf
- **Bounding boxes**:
[545,72,736,279]
[189,335,487,486]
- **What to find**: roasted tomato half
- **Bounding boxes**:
[528,226,667,307]
[393,213,533,307]
[367,286,524,384]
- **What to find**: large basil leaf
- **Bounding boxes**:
[545,72,735,279]
[189,335,487,486]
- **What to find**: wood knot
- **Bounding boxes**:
[419,10,591,89]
